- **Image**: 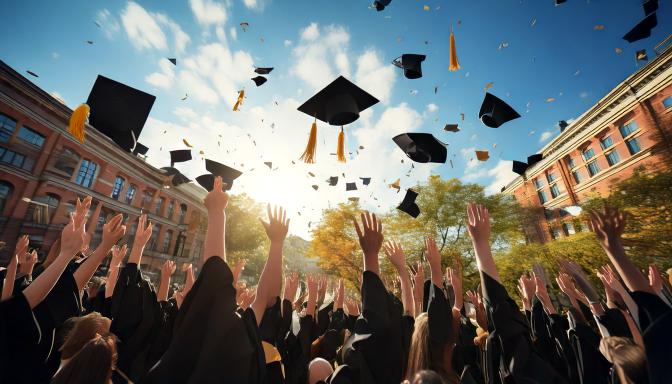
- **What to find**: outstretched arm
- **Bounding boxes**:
[158,260,176,302]
[1,235,29,300]
[128,214,153,266]
[353,212,383,276]
[105,244,127,299]
[202,177,228,263]
[384,240,415,316]
[74,213,126,291]
[425,237,443,288]
[466,203,500,282]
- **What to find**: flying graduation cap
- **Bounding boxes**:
[161,167,191,187]
[479,92,520,128]
[444,124,459,132]
[512,154,543,176]
[475,150,489,161]
[346,182,357,191]
[397,189,420,218]
[254,67,274,75]
[636,49,648,61]
[393,133,447,163]
[167,58,177,65]
[297,76,379,163]
[170,150,192,166]
[132,143,149,156]
[392,54,426,79]
[252,76,267,86]
[554,0,566,5]
[328,176,338,186]
[196,159,242,191]
[360,177,371,185]
[623,13,657,43]
[373,0,391,11]
[643,0,658,15]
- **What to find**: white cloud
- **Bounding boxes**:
[484,160,518,195]
[229,26,237,41]
[121,2,167,50]
[95,9,121,40]
[539,131,553,143]
[189,0,228,27]
[426,103,439,113]
[154,13,191,54]
[284,39,293,47]
[300,23,320,41]
[51,52,60,60]
[177,70,219,104]
[354,50,396,104]
[243,0,270,11]
[145,59,176,90]
[460,147,481,174]
[579,91,589,98]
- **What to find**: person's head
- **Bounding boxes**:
[406,313,431,379]
[599,337,648,384]
[401,370,447,384]
[308,358,333,384]
[51,335,117,384]
[60,312,112,360]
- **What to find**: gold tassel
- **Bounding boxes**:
[299,120,318,164]
[337,126,346,163]
[68,104,89,143]
[233,90,245,111]
[449,27,460,72]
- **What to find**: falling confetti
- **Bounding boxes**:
[594,25,605,30]
[498,42,509,50]
[240,22,249,31]
[546,97,556,103]
[423,5,430,11]
[182,139,193,147]
[484,82,494,91]
[181,94,188,101]
[573,69,581,76]
[615,47,623,54]
[530,18,537,27]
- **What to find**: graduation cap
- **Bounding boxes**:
[264,161,272,169]
[328,176,338,186]
[86,75,156,150]
[643,0,658,15]
[252,76,267,86]
[346,182,357,191]
[297,76,379,163]
[360,177,371,185]
[555,0,566,5]
[479,93,520,128]
[558,120,569,131]
[196,159,242,191]
[444,124,459,132]
[512,160,528,176]
[312,185,319,191]
[170,149,192,166]
[26,70,39,78]
[623,13,657,43]
[132,143,149,156]
[475,150,489,161]
[397,189,420,218]
[636,49,648,61]
[393,133,447,163]
[527,153,543,166]
[254,67,273,75]
[392,54,426,79]
[167,58,177,65]
[373,0,391,11]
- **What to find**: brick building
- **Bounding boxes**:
[504,45,672,243]
[0,60,207,282]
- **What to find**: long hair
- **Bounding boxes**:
[599,337,648,384]
[406,313,432,380]
[51,335,117,384]
[60,312,112,360]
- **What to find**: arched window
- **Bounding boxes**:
[167,200,175,220]
[54,147,81,177]
[111,176,125,200]
[148,224,160,251]
[0,181,14,214]
[26,193,60,224]
[125,184,137,204]
[178,203,187,224]
[75,159,98,188]
[162,230,173,253]
[155,197,165,215]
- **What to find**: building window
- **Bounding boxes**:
[26,193,60,225]
[663,96,672,109]
[544,209,554,220]
[538,191,548,204]
[167,201,175,220]
[546,172,558,183]
[156,197,165,215]
[54,147,81,177]
[626,138,641,155]
[599,136,614,150]
[162,230,173,253]
[0,181,14,214]
[550,227,562,240]
[586,160,600,177]
[75,160,98,188]
[179,204,187,224]
[17,126,45,148]
[605,150,620,166]
[125,184,136,204]
[0,147,32,171]
[572,170,584,184]
[192,239,203,259]
[0,114,17,143]
[582,147,596,161]
[619,121,638,138]
[143,191,153,208]
[550,184,561,198]
[111,176,125,200]
[567,157,577,169]
[562,222,576,236]
[533,178,544,189]
[148,224,160,250]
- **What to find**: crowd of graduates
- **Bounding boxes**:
[0,175,670,384]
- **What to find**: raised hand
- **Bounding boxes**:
[110,244,127,269]
[260,205,290,243]
[383,240,406,270]
[105,244,127,298]
[83,201,103,252]
[556,272,580,310]
[334,279,344,310]
[20,250,38,277]
[384,240,414,316]
[466,290,487,330]
[560,260,600,304]
[317,275,328,305]
[283,272,299,302]
[447,265,463,311]
[239,288,256,310]
[183,264,195,293]
[466,203,500,282]
[425,237,443,287]
[517,274,535,311]
[14,235,29,260]
[232,259,246,287]
[60,212,87,258]
[162,260,177,277]
[353,212,383,275]
[306,275,318,317]
[533,269,557,314]
[101,214,126,248]
[648,264,663,295]
[128,214,152,265]
[412,262,425,314]
[345,297,360,317]
[1,253,19,300]
[203,176,229,213]
[589,206,627,249]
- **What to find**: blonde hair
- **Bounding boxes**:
[406,313,432,379]
[599,337,648,384]
[52,335,116,384]
[60,312,112,360]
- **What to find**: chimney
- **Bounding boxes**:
[558,120,568,132]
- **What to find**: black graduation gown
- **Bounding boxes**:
[280,313,315,384]
[143,256,265,384]
[427,282,454,376]
[566,309,610,384]
[259,297,285,384]
[595,308,632,338]
[0,293,42,384]
[529,299,576,383]
[453,310,485,384]
[629,291,672,384]
[481,272,567,384]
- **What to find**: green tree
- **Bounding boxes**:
[225,193,268,280]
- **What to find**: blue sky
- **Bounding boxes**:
[2,0,670,237]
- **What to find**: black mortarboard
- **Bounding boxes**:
[558,120,569,131]
[444,124,460,132]
[328,176,338,186]
[170,149,192,166]
[527,154,543,166]
[86,75,156,150]
[168,58,177,65]
[252,76,267,86]
[346,182,357,191]
[392,133,447,163]
[312,185,319,191]
[254,67,274,75]
[133,143,149,156]
[643,0,658,15]
[264,161,272,169]
[196,159,242,191]
[392,54,426,79]
[636,49,648,61]
[360,177,371,185]
[623,13,657,43]
[555,0,566,5]
[479,92,520,128]
[298,76,379,126]
[373,0,391,11]
[397,189,420,218]
[171,172,191,187]
[26,70,39,78]
[512,160,528,176]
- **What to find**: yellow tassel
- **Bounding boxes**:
[449,28,460,72]
[337,127,346,163]
[233,90,245,111]
[68,103,89,143]
[299,120,318,164]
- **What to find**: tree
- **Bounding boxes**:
[225,193,268,280]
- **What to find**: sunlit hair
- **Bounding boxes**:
[406,313,458,383]
[599,336,648,384]
[60,312,112,360]
[52,335,117,384]
[402,370,447,384]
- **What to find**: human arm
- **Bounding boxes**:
[306,275,318,317]
[556,272,581,312]
[597,264,639,319]
[412,262,424,314]
[466,203,500,282]
[383,240,415,316]
[517,274,535,311]
[202,176,228,263]
[334,279,344,310]
[2,235,29,300]
[425,237,443,288]
[105,244,127,298]
[561,260,604,316]
[353,212,383,275]
[466,290,487,330]
[447,263,463,312]
[127,214,153,265]
[74,213,126,291]
[648,264,672,307]
[158,260,176,302]
[533,265,557,315]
